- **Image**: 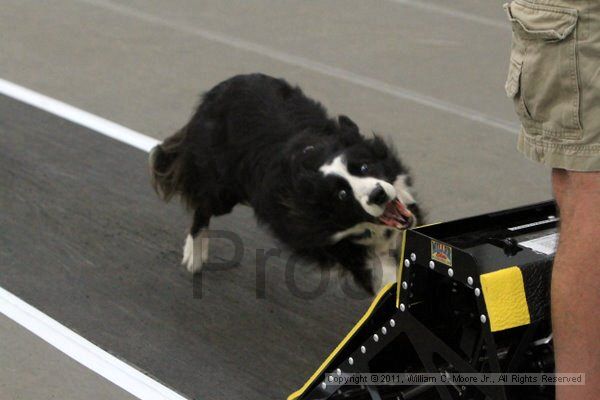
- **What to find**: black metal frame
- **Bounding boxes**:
[295,201,557,400]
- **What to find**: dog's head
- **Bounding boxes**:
[286,115,420,291]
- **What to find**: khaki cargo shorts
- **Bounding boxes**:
[504,0,600,171]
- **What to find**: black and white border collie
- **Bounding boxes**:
[150,74,422,294]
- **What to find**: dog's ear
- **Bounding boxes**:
[338,115,359,132]
[369,134,407,181]
[338,115,362,145]
[369,135,391,159]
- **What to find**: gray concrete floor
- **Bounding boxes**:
[0,314,138,400]
[0,0,552,398]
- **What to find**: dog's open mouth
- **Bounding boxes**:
[379,199,414,229]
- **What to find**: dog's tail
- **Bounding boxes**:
[149,127,192,204]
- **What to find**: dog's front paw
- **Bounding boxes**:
[182,233,209,273]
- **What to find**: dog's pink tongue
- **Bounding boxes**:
[394,198,414,220]
[379,199,414,229]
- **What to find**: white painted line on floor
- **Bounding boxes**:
[0,80,177,398]
[387,0,509,29]
[0,79,159,152]
[75,0,518,134]
[0,287,188,400]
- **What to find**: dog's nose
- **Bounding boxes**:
[368,184,390,206]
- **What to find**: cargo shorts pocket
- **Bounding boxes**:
[504,0,582,138]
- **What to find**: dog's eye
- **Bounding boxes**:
[337,189,348,201]
[360,164,369,175]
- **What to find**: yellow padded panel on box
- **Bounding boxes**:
[480,267,531,332]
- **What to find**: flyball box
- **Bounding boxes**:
[290,201,557,400]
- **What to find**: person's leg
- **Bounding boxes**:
[551,169,600,400]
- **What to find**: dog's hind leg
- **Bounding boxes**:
[182,189,240,273]
[182,208,211,273]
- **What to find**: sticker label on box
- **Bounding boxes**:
[431,240,452,266]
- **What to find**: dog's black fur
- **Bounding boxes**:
[150,74,421,293]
